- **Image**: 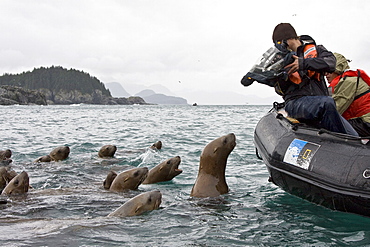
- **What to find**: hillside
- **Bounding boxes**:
[105,82,189,105]
[0,66,111,96]
[105,82,130,97]
[0,66,146,105]
[136,89,188,105]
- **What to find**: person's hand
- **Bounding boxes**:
[284,55,299,75]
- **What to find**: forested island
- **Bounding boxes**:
[0,66,146,105]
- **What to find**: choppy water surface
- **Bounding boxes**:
[1,104,370,246]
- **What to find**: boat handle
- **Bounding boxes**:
[363,169,370,179]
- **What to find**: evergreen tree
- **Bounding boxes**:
[0,66,111,97]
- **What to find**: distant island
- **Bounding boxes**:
[136,89,188,105]
[105,82,188,105]
[0,66,146,105]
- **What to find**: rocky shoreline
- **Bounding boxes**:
[0,85,147,105]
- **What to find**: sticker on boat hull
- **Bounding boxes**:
[283,138,320,170]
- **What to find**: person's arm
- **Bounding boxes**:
[299,45,336,73]
[332,77,357,114]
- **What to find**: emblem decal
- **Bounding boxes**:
[283,139,320,170]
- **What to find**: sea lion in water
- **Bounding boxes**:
[1,171,29,195]
[108,190,162,217]
[0,167,17,192]
[142,156,182,184]
[0,168,8,191]
[150,141,162,150]
[33,155,52,163]
[98,145,117,158]
[34,146,70,163]
[49,146,70,161]
[190,133,236,198]
[0,149,12,160]
[108,167,149,192]
[0,149,12,165]
[103,170,118,189]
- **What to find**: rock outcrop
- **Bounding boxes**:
[0,66,148,105]
[0,86,147,105]
[0,86,47,105]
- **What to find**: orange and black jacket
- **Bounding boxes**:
[277,35,336,102]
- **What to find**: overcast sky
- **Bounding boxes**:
[1,0,370,104]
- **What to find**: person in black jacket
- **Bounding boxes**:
[244,23,358,136]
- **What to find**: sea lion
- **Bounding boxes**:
[108,190,162,217]
[109,167,149,192]
[190,133,236,198]
[49,146,70,161]
[142,156,182,184]
[0,167,8,191]
[33,155,52,163]
[0,149,12,165]
[1,171,29,195]
[0,167,17,192]
[150,141,162,150]
[98,145,117,158]
[103,170,118,189]
[0,149,12,160]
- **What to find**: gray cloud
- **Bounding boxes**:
[1,0,370,104]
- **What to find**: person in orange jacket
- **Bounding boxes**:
[262,23,357,136]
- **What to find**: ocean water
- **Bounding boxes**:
[1,104,370,246]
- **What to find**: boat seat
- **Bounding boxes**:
[277,110,300,124]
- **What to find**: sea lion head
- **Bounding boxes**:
[108,190,162,217]
[150,141,162,150]
[49,146,70,161]
[128,190,162,216]
[0,149,12,165]
[190,133,237,198]
[0,149,12,160]
[1,171,29,196]
[103,170,118,189]
[98,145,117,158]
[0,167,18,192]
[162,156,182,180]
[200,133,236,174]
[0,167,9,191]
[143,156,182,184]
[109,167,149,192]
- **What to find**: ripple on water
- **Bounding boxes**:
[1,105,369,246]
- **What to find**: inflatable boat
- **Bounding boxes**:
[254,103,370,217]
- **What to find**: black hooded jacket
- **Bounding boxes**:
[279,35,336,102]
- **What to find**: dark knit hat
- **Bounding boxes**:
[272,23,298,42]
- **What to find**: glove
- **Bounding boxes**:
[241,74,254,87]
